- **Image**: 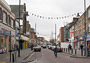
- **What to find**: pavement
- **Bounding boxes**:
[0,48,33,63]
[62,49,90,59]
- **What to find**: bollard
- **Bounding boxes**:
[12,53,14,62]
[75,49,77,55]
[71,49,73,54]
[66,48,67,53]
[81,49,83,56]
[68,49,70,54]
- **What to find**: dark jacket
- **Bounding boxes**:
[54,46,57,53]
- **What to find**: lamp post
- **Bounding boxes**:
[84,0,87,57]
[55,24,56,45]
[18,0,21,57]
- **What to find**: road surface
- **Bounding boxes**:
[28,48,90,63]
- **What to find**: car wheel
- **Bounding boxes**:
[39,49,41,52]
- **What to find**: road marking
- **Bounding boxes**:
[29,52,35,59]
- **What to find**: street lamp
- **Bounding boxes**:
[84,0,87,57]
[18,0,21,57]
[55,24,56,45]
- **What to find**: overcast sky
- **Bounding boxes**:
[5,0,90,40]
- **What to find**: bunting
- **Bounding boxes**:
[30,12,81,20]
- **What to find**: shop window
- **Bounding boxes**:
[88,9,90,18]
[0,8,2,22]
[3,11,7,24]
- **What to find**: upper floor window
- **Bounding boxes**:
[0,8,2,22]
[16,21,19,28]
[3,11,7,24]
[7,15,10,26]
[88,8,90,18]
[11,19,14,28]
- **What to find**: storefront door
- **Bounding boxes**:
[87,41,90,50]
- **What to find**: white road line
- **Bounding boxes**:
[29,52,35,58]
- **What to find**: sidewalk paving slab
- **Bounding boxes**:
[0,48,33,63]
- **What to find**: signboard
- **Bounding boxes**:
[0,26,10,34]
[18,33,21,38]
[84,32,87,38]
[77,36,84,41]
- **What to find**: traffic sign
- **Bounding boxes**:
[18,33,21,38]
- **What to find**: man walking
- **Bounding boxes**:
[54,45,58,57]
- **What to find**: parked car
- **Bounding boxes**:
[33,45,41,52]
[57,46,62,52]
[51,46,55,51]
[42,44,47,48]
[48,45,52,49]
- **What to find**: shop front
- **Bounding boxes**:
[0,24,15,53]
[20,35,29,49]
[86,35,90,51]
[0,26,10,53]
[77,36,85,49]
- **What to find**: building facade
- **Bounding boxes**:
[59,27,64,42]
[0,0,16,53]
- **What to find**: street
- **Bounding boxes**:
[29,48,90,63]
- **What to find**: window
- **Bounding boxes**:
[7,15,10,26]
[3,11,7,24]
[0,8,2,22]
[88,24,90,32]
[16,21,19,28]
[88,8,90,18]
[11,19,14,28]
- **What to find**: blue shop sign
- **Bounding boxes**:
[77,36,84,41]
[2,30,10,34]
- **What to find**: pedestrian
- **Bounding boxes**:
[80,44,83,50]
[54,45,58,57]
[31,44,34,51]
[68,44,72,53]
[80,44,83,56]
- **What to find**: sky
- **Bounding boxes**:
[5,0,90,40]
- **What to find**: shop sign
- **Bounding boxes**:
[0,26,10,34]
[2,30,10,34]
[18,33,21,38]
[86,35,90,41]
[78,36,84,41]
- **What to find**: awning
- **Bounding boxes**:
[21,35,29,41]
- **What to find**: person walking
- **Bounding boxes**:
[54,45,58,57]
[31,44,34,51]
[68,44,72,54]
[80,44,83,56]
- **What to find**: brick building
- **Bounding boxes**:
[59,27,64,42]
